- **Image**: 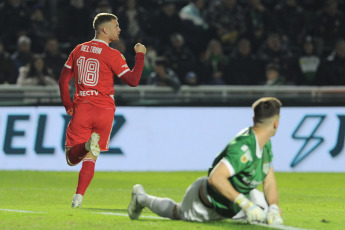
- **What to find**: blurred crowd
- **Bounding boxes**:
[0,0,345,89]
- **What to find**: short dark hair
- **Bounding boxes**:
[93,13,118,30]
[252,97,282,124]
[266,63,280,72]
[155,57,169,68]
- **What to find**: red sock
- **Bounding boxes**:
[68,142,88,165]
[76,159,96,196]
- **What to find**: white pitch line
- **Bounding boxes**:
[0,208,46,214]
[95,212,309,230]
[252,222,309,230]
[233,220,310,230]
[256,223,309,230]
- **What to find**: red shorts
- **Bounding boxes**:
[65,102,115,151]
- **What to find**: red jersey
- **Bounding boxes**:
[60,39,144,110]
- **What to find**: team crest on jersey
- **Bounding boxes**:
[241,154,248,163]
[240,145,252,163]
[121,54,126,60]
[263,163,270,174]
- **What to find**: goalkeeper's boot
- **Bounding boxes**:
[128,184,146,220]
[88,132,100,157]
[71,194,83,208]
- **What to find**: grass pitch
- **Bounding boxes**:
[0,171,344,230]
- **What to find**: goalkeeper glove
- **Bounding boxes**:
[267,204,283,225]
[235,193,266,223]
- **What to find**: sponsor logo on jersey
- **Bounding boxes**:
[78,90,99,96]
[242,177,262,188]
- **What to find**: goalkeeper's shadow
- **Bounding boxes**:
[83,207,127,213]
[202,219,269,230]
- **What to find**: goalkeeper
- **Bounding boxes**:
[128,97,283,225]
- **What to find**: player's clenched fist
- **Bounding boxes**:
[235,194,266,223]
[134,43,146,54]
[67,108,74,116]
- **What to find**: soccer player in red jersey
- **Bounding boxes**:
[59,13,146,207]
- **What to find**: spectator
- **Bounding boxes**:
[57,0,92,48]
[199,39,229,85]
[184,71,199,86]
[106,0,122,11]
[110,38,135,68]
[206,0,246,54]
[148,0,182,53]
[257,32,293,78]
[42,37,68,81]
[164,33,197,84]
[315,39,345,85]
[179,0,211,57]
[147,57,181,91]
[93,0,112,15]
[273,0,306,51]
[263,62,286,85]
[0,40,17,84]
[244,0,275,53]
[288,36,321,85]
[141,44,158,84]
[17,54,57,86]
[29,5,53,53]
[116,0,148,46]
[312,0,345,56]
[11,35,33,72]
[227,38,263,85]
[0,0,30,53]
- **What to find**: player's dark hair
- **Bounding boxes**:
[93,13,118,30]
[155,57,169,68]
[252,97,282,124]
[27,54,53,79]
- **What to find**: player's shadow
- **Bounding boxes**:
[83,208,169,222]
[203,220,269,230]
[83,208,127,213]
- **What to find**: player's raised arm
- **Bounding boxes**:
[119,43,146,87]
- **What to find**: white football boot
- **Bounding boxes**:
[128,184,146,220]
[71,194,83,208]
[87,132,100,157]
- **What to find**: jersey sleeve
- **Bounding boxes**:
[222,140,252,176]
[266,140,274,163]
[59,45,79,111]
[64,45,80,70]
[58,67,74,111]
[110,50,130,77]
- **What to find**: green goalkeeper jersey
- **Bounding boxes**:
[207,127,273,217]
